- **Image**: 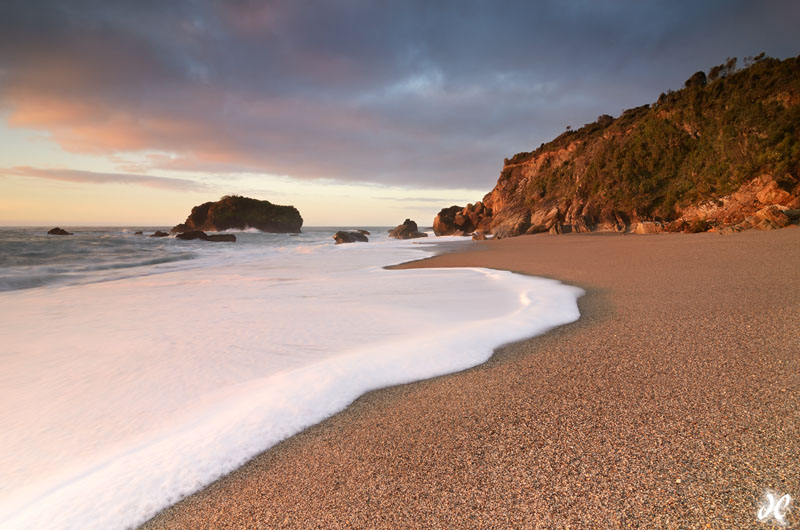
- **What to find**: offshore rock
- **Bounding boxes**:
[150,231,169,238]
[388,219,428,239]
[172,195,302,234]
[47,227,72,235]
[175,230,236,242]
[333,231,369,244]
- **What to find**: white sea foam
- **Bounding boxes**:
[0,235,582,529]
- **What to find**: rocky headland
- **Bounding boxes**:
[434,55,800,237]
[172,195,303,234]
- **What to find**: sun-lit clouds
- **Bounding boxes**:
[0,172,213,226]
[1,166,208,191]
[2,85,230,155]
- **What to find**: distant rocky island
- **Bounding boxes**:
[172,195,303,234]
[435,54,800,237]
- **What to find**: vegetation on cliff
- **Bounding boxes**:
[172,195,303,234]
[444,54,800,236]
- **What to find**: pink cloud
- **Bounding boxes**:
[2,166,207,191]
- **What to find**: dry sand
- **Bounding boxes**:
[143,228,799,529]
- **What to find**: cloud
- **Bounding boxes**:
[372,196,474,204]
[0,1,798,191]
[1,166,207,191]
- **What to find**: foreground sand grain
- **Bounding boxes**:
[143,229,799,529]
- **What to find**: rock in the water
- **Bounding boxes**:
[357,229,371,236]
[171,195,302,234]
[388,219,428,239]
[150,231,169,238]
[175,231,204,240]
[207,234,237,242]
[134,231,144,235]
[47,227,72,236]
[175,230,236,242]
[333,231,369,244]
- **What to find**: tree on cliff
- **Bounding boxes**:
[684,71,707,88]
[708,56,737,81]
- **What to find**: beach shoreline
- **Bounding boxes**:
[143,229,799,529]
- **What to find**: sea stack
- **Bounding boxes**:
[172,195,303,234]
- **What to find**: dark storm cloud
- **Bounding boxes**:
[0,0,797,189]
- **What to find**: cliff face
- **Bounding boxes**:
[436,56,800,237]
[172,195,303,234]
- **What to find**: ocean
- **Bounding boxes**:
[0,226,582,529]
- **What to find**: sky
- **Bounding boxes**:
[0,1,798,226]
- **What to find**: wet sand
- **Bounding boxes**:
[143,229,799,529]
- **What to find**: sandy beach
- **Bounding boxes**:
[143,228,799,529]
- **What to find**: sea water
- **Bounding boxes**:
[0,227,582,529]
